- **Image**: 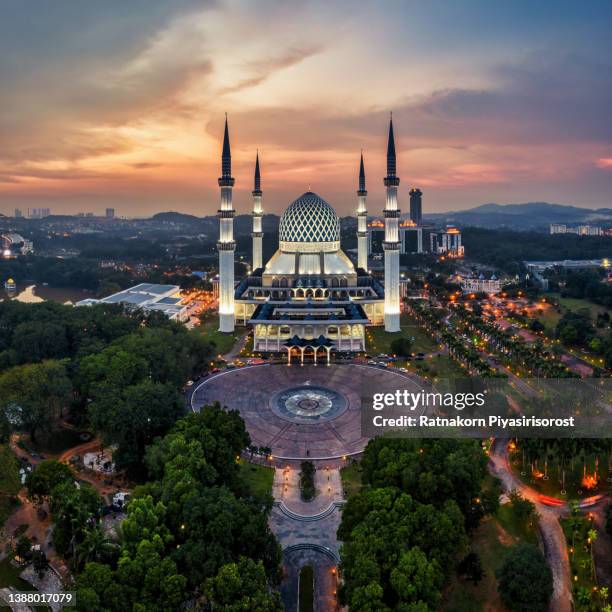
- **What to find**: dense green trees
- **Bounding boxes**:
[462,228,610,274]
[74,407,281,611]
[49,480,103,557]
[26,459,74,503]
[390,336,413,357]
[0,360,72,441]
[338,439,492,610]
[0,300,214,471]
[359,438,490,529]
[496,544,553,611]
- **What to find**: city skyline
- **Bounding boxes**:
[1,0,611,217]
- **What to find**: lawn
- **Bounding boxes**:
[443,490,538,611]
[561,515,607,611]
[194,313,241,356]
[0,557,39,593]
[340,461,362,499]
[509,449,610,500]
[407,354,466,380]
[238,460,274,502]
[366,313,439,356]
[548,293,610,318]
[298,565,314,612]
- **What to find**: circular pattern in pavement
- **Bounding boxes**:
[272,385,347,423]
[190,364,423,460]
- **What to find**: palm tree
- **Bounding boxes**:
[587,528,598,583]
[74,525,117,570]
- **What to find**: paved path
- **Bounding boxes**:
[269,466,345,612]
[191,363,423,460]
[489,439,572,612]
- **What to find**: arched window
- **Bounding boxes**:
[272,279,279,287]
[340,277,348,287]
[280,277,288,288]
[331,277,339,287]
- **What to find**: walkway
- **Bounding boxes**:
[489,439,572,612]
[269,466,345,612]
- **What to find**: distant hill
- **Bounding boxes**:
[425,202,612,230]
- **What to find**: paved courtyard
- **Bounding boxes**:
[191,363,422,460]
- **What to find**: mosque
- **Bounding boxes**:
[216,117,404,363]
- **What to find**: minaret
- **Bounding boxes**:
[251,152,263,271]
[383,114,401,332]
[217,115,235,333]
[356,152,368,271]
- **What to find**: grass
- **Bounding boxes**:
[366,313,439,356]
[298,565,314,612]
[509,450,610,500]
[548,293,610,318]
[443,495,538,611]
[561,515,607,611]
[195,313,241,356]
[238,460,274,502]
[340,461,362,499]
[0,557,39,592]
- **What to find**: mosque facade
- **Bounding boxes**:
[216,117,403,362]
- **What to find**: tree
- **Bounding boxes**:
[32,549,49,576]
[338,487,465,609]
[0,445,21,509]
[0,360,72,441]
[390,337,412,357]
[50,481,102,556]
[88,379,184,472]
[496,544,553,611]
[457,552,484,585]
[203,557,283,611]
[508,491,536,524]
[605,503,612,537]
[74,526,118,570]
[26,460,74,503]
[15,535,32,564]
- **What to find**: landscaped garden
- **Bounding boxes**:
[562,505,610,611]
[510,439,611,500]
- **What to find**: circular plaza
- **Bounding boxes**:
[190,363,423,460]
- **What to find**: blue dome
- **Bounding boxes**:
[279,192,340,244]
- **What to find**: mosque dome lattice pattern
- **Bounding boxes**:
[279,192,340,243]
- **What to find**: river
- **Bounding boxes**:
[0,284,93,305]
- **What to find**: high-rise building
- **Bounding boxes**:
[409,188,422,224]
[430,227,464,258]
[14,209,23,218]
[383,115,401,332]
[106,208,115,219]
[27,208,50,219]
[217,116,236,333]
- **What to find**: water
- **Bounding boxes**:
[0,284,92,305]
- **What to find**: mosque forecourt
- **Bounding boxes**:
[190,363,427,460]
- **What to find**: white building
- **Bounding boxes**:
[459,273,501,295]
[77,283,189,321]
[216,117,403,362]
[550,223,603,236]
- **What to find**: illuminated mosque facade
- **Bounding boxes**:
[216,117,403,363]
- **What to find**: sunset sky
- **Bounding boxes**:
[1,0,611,217]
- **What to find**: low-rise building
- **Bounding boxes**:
[76,283,189,321]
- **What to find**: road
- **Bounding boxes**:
[489,439,572,612]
